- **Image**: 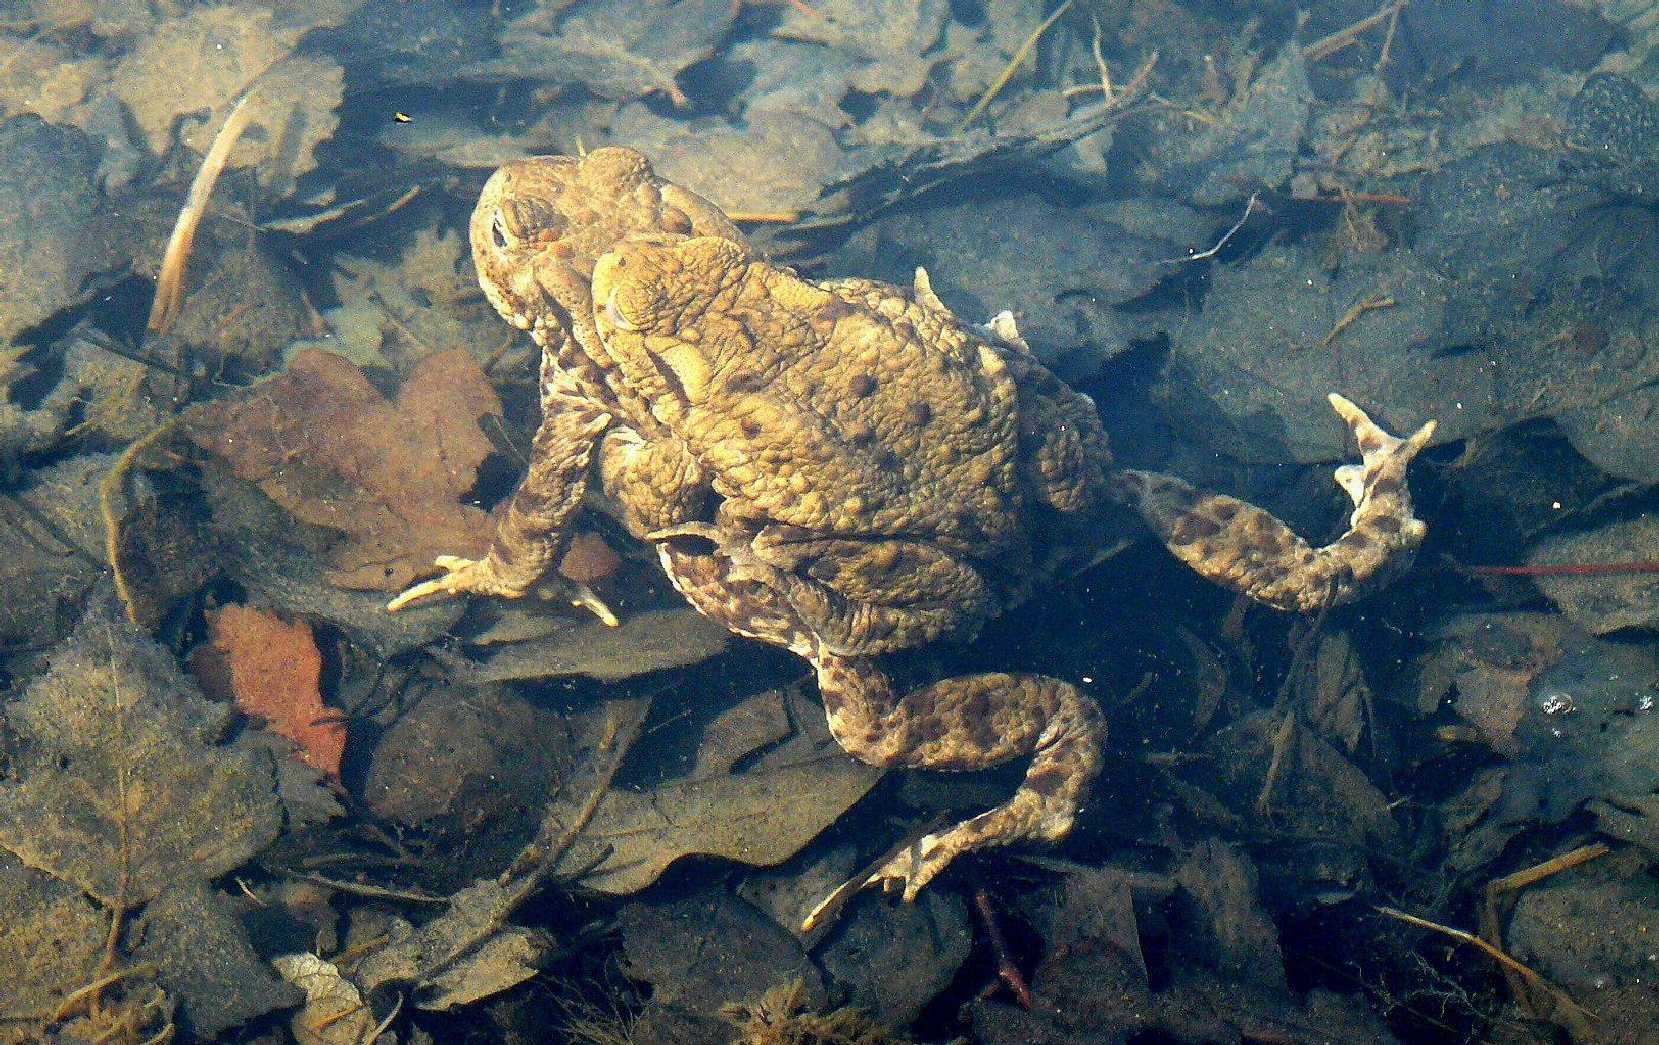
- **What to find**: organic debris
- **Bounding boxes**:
[200,603,346,778]
[438,605,731,684]
[0,36,106,129]
[721,978,904,1045]
[271,953,385,1045]
[772,0,950,99]
[0,116,100,346]
[347,702,647,1012]
[478,0,736,106]
[1527,513,1659,633]
[186,348,503,592]
[304,227,501,373]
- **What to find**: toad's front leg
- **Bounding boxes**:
[389,371,612,613]
[1115,394,1437,612]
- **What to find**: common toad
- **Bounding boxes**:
[390,148,1436,910]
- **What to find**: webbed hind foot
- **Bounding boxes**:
[1116,394,1436,612]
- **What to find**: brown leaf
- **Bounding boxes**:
[205,603,344,778]
[187,348,502,591]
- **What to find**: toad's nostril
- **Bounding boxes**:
[491,212,508,249]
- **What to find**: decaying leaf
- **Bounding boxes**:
[553,689,884,895]
[773,0,952,98]
[0,595,293,1035]
[273,953,381,1045]
[611,104,849,215]
[307,227,501,372]
[0,851,108,1024]
[481,0,735,105]
[0,596,284,907]
[132,882,301,1039]
[1207,710,1401,852]
[1411,612,1569,752]
[0,36,106,128]
[1529,513,1659,634]
[1301,631,1371,753]
[349,879,549,1012]
[13,0,158,37]
[186,348,503,592]
[1588,793,1659,858]
[201,603,346,778]
[110,5,344,190]
[1149,42,1313,206]
[440,606,731,684]
[417,927,544,1010]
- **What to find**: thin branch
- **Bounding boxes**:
[1163,193,1261,264]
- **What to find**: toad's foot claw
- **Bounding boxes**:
[862,832,955,903]
[800,829,955,933]
[550,580,620,627]
[1116,394,1437,612]
[389,555,620,624]
[388,555,506,611]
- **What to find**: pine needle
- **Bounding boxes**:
[959,0,1074,133]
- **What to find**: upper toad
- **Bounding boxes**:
[390,147,1436,914]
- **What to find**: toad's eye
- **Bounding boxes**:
[604,286,640,331]
[490,211,509,249]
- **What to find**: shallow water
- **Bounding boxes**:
[0,2,1654,1043]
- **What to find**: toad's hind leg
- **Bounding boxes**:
[815,654,1104,902]
[654,544,1104,904]
[1115,393,1437,612]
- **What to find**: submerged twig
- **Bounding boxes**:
[1460,560,1659,577]
[1163,192,1261,264]
[148,89,261,336]
[1377,904,1597,1033]
[288,873,446,905]
[1305,2,1406,64]
[1319,292,1396,349]
[100,416,183,626]
[960,0,1074,132]
[973,888,1033,1009]
[726,210,799,224]
[500,698,649,905]
[1480,844,1609,1035]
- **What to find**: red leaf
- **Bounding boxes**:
[205,604,344,778]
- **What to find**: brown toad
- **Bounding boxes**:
[390,147,1436,912]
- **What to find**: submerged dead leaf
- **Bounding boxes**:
[111,6,343,190]
[202,603,345,778]
[0,596,283,908]
[186,348,503,592]
[553,689,883,895]
[273,953,380,1045]
[0,37,106,129]
[0,851,107,1024]
[311,227,500,372]
[484,0,735,105]
[441,606,731,684]
[773,0,951,97]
